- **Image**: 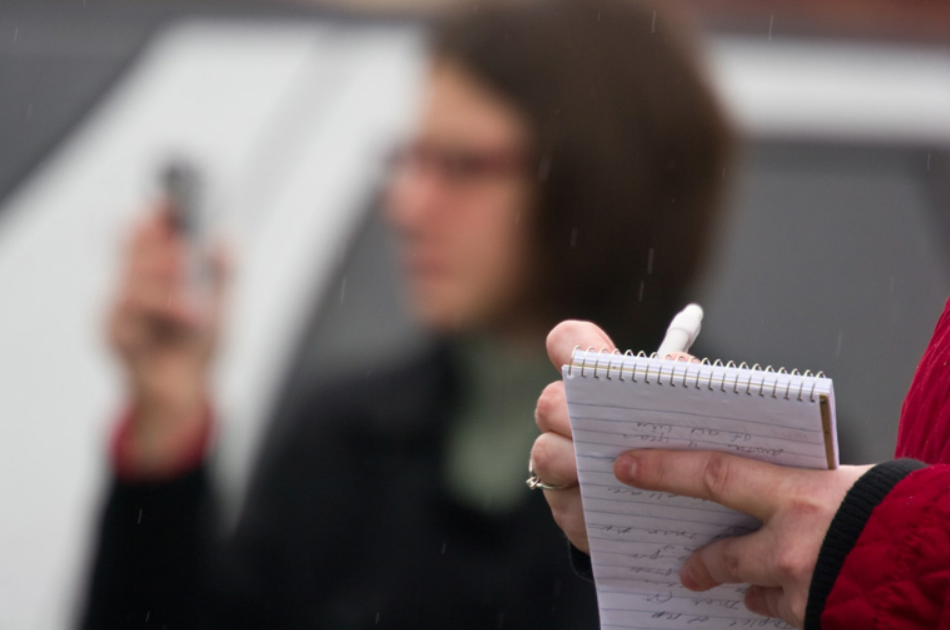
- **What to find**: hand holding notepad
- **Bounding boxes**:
[532,316,866,630]
[608,448,868,628]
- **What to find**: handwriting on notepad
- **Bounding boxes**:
[565,352,834,630]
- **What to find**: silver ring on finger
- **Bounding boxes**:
[526,458,569,491]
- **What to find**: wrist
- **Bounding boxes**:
[113,395,214,480]
[804,459,926,630]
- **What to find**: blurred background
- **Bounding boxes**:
[1,0,949,627]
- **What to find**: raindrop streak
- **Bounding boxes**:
[835,334,843,358]
[651,11,657,33]
[768,16,774,41]
[13,27,19,43]
[647,248,655,274]
[340,278,346,304]
[441,542,447,555]
[137,508,143,525]
[638,280,645,302]
[375,612,380,625]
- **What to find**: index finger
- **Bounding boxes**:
[546,320,615,372]
[614,449,791,521]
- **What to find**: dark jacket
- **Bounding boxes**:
[80,346,599,629]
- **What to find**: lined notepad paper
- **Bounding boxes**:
[564,351,838,630]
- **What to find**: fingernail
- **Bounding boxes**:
[615,453,637,481]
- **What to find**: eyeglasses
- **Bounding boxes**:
[388,142,528,186]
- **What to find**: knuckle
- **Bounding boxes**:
[701,453,734,499]
[630,453,659,487]
[534,382,564,430]
[793,494,829,523]
[530,434,557,473]
[775,544,810,583]
[717,538,743,582]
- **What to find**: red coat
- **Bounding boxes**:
[816,294,950,629]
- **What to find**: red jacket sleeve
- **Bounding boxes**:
[895,293,950,464]
[817,464,950,629]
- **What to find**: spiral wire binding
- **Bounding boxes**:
[569,348,827,401]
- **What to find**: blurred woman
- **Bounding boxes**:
[81,0,732,628]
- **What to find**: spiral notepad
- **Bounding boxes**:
[564,350,838,630]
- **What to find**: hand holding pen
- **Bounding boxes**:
[529,304,704,551]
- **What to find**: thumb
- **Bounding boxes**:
[547,320,615,371]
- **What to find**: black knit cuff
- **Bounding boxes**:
[803,459,926,630]
[569,542,594,582]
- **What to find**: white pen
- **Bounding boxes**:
[657,303,703,358]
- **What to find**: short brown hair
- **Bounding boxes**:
[432,0,733,349]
